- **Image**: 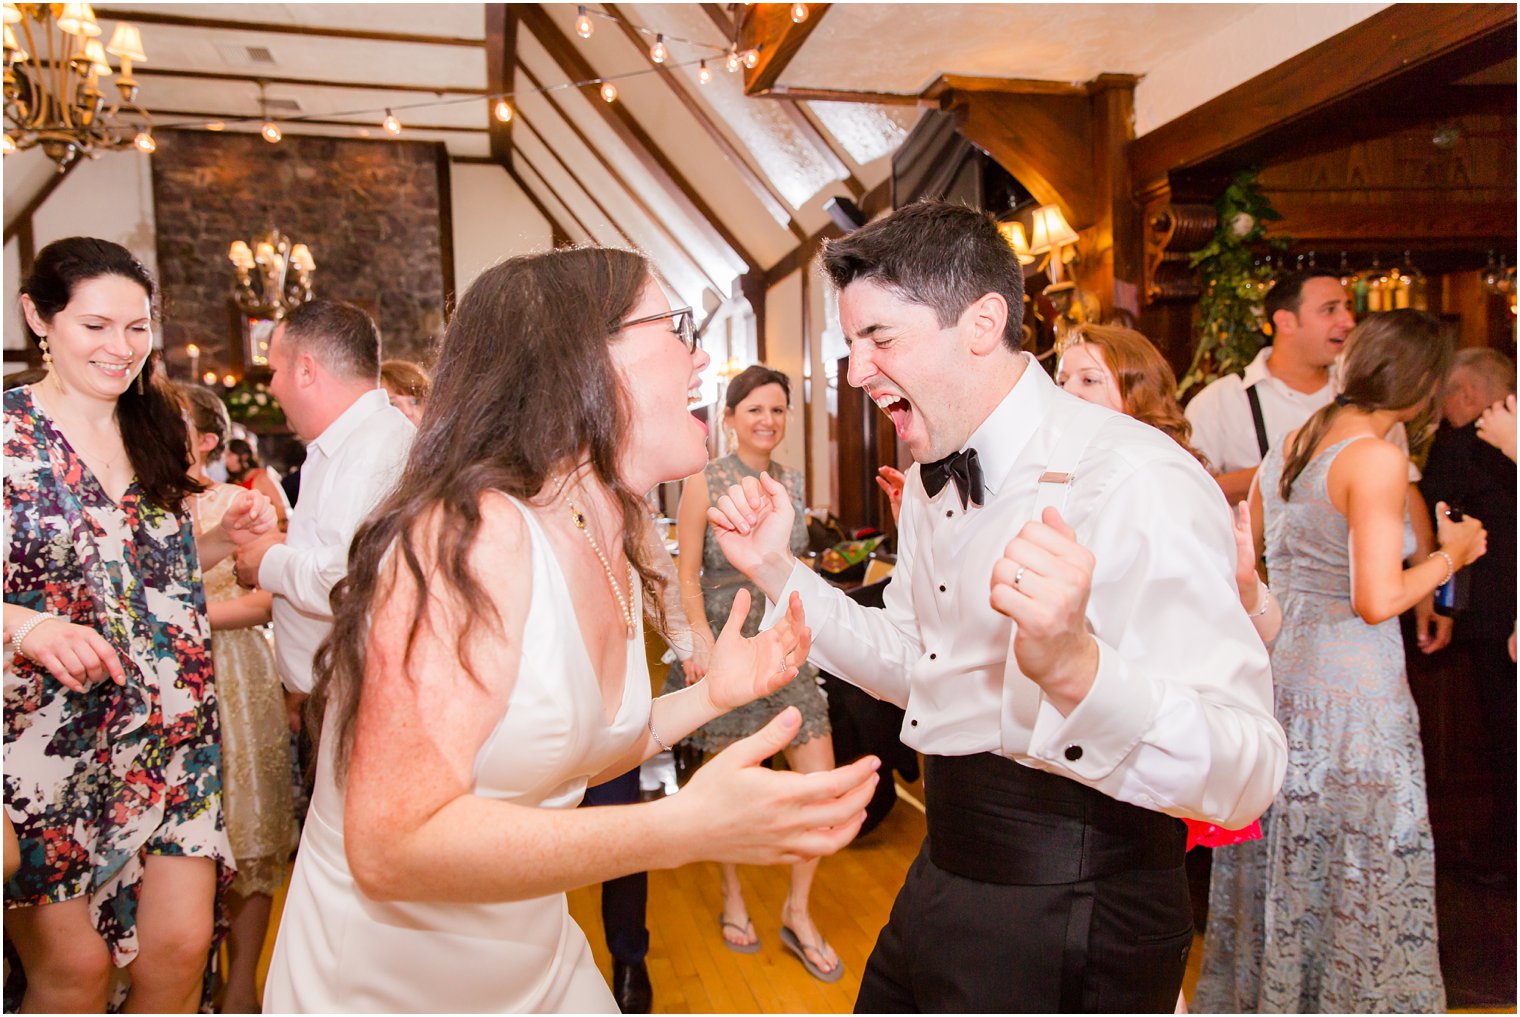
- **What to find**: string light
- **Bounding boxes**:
[202,370,218,385]
[725,45,741,73]
[743,48,759,69]
[222,373,237,387]
[599,81,618,103]
[575,5,593,38]
[261,120,281,143]
[382,109,402,135]
[791,3,808,23]
[493,99,513,123]
[133,129,155,153]
[697,60,711,85]
[650,33,667,64]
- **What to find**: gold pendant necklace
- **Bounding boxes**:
[566,497,637,639]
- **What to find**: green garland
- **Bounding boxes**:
[1177,168,1291,398]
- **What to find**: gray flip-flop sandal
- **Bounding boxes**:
[780,925,844,983]
[719,915,761,954]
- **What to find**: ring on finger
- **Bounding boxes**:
[1012,565,1027,588]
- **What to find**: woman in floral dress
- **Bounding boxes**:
[673,364,842,982]
[3,238,275,1012]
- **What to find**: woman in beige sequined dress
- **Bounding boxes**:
[182,385,294,1013]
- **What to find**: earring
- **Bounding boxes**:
[38,336,51,368]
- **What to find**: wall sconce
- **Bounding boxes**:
[998,221,1037,266]
[1027,204,1081,283]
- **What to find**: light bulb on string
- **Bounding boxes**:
[261,121,282,143]
[493,99,513,123]
[575,5,593,38]
[222,373,237,388]
[202,370,218,385]
[133,129,155,153]
[650,33,667,63]
[599,81,618,103]
[725,46,740,73]
[697,60,711,85]
[790,3,808,22]
[382,109,402,135]
[743,48,759,68]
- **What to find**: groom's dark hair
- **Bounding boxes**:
[821,199,1026,351]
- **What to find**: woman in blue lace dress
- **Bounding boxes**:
[1196,310,1487,1013]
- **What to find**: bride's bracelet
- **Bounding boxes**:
[10,612,63,655]
[648,707,673,754]
[1428,549,1455,586]
[1247,578,1273,618]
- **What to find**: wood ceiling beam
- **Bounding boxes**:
[514,111,634,248]
[753,85,926,106]
[97,9,483,46]
[738,3,830,96]
[148,111,486,133]
[126,66,486,95]
[1129,3,1517,197]
[518,62,728,294]
[603,2,806,241]
[519,3,755,271]
[485,5,516,168]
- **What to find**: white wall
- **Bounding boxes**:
[763,269,808,490]
[1135,3,1392,136]
[4,148,157,373]
[448,161,552,297]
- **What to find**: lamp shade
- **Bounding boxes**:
[228,240,254,268]
[2,5,21,26]
[1028,204,1079,255]
[57,4,101,37]
[289,244,315,272]
[106,23,146,62]
[82,38,111,75]
[999,221,1036,265]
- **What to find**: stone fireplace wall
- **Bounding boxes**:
[150,129,450,375]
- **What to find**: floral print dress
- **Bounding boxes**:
[3,386,233,977]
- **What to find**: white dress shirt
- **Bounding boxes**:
[764,356,1286,829]
[259,388,414,693]
[1186,346,1417,479]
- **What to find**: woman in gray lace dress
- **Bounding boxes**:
[1196,311,1487,1013]
[673,365,841,981]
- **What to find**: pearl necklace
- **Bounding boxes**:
[565,497,637,640]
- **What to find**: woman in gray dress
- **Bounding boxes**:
[1196,310,1487,1013]
[674,364,841,982]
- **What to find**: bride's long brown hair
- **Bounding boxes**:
[310,247,670,781]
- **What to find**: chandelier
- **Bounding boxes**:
[228,229,316,325]
[3,4,153,168]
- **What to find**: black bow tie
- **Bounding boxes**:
[920,447,984,508]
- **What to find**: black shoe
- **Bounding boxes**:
[612,958,652,1014]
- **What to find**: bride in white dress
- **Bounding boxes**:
[263,248,882,1013]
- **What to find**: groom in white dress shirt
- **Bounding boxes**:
[709,201,1286,1012]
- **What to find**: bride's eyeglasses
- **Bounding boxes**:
[620,307,697,353]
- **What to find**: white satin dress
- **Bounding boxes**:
[263,497,649,1013]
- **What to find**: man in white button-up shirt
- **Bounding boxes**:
[709,202,1286,1011]
[233,301,414,704]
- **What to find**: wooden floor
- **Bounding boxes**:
[566,781,925,1014]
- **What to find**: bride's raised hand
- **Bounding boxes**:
[700,589,811,713]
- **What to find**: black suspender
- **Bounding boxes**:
[1245,383,1270,459]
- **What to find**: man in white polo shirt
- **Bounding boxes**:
[233,300,415,706]
[1186,268,1442,648]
